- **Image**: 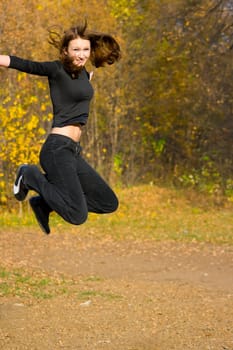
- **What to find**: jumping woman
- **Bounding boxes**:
[0,21,121,234]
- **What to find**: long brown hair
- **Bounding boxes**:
[48,21,121,68]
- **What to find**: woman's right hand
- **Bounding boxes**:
[0,55,10,67]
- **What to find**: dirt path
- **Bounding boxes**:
[0,229,233,349]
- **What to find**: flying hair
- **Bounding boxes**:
[48,20,121,68]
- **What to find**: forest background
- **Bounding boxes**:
[0,0,233,209]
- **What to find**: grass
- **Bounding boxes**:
[66,184,233,244]
[0,185,232,301]
[0,184,233,244]
[0,185,233,244]
[77,290,122,301]
[0,266,122,301]
[0,267,69,299]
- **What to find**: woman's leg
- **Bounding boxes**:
[23,135,88,225]
[75,155,119,214]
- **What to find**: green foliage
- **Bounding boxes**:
[113,153,123,177]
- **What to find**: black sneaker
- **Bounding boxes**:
[30,196,51,234]
[13,164,29,201]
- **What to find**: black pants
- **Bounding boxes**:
[23,134,118,224]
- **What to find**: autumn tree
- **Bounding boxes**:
[159,0,233,193]
[1,0,233,208]
[107,0,233,195]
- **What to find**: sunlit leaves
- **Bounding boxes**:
[108,0,143,25]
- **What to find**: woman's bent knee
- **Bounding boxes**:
[67,211,88,225]
[102,195,119,214]
[110,196,119,212]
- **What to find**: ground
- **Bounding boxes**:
[0,229,233,350]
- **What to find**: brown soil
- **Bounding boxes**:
[0,229,233,350]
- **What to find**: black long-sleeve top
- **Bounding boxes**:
[9,56,94,127]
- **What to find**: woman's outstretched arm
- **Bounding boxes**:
[0,55,10,67]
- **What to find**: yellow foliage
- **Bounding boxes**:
[38,127,46,135]
[40,103,47,111]
[29,96,38,104]
[17,72,26,82]
[0,195,7,203]
[0,72,52,203]
[36,4,43,11]
[26,115,39,131]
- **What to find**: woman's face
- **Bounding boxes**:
[65,37,91,67]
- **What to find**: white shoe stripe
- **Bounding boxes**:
[13,175,23,195]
